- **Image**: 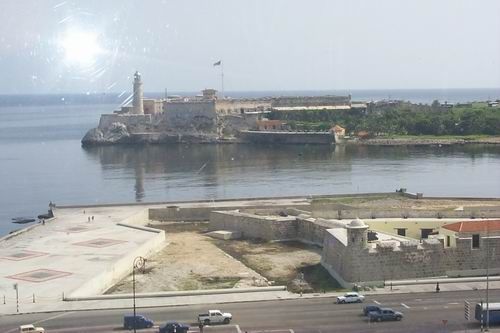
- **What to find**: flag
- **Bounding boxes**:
[213,60,221,66]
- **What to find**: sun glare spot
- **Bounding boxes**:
[59,29,102,67]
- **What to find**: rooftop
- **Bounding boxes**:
[442,220,500,233]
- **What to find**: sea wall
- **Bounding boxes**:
[239,131,334,144]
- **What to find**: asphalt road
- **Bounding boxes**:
[0,290,494,333]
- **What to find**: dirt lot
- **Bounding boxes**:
[212,239,341,292]
[107,223,268,294]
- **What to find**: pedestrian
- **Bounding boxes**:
[198,323,204,333]
[88,216,90,222]
[436,282,440,293]
[42,219,45,225]
[83,210,85,214]
[91,215,94,221]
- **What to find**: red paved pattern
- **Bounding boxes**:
[0,250,48,261]
[6,269,72,282]
[73,238,126,248]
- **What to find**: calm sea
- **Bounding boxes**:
[1,89,500,236]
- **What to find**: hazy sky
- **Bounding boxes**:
[1,0,499,94]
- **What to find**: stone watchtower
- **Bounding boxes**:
[132,71,144,114]
[346,218,369,248]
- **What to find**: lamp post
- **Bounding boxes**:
[473,287,484,332]
[132,256,146,333]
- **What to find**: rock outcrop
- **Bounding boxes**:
[82,122,131,146]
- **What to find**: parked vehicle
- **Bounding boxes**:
[123,314,154,329]
[19,324,45,333]
[336,292,365,304]
[363,304,382,316]
[198,310,232,325]
[475,302,500,325]
[159,321,190,333]
[368,308,403,321]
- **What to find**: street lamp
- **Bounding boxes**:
[133,256,146,333]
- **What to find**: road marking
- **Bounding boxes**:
[33,311,73,324]
[448,302,460,305]
[423,306,428,310]
[289,330,295,333]
[235,324,242,333]
[401,303,410,309]
[415,298,422,302]
[444,306,449,309]
[373,300,381,305]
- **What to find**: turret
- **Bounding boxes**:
[346,217,368,248]
[132,71,144,114]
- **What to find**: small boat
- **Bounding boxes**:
[11,217,36,224]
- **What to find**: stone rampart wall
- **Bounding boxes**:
[271,96,351,107]
[165,101,217,132]
[322,232,500,286]
[312,204,500,220]
[209,211,297,241]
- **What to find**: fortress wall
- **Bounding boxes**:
[98,114,152,130]
[271,96,351,107]
[165,101,217,131]
[209,211,297,241]
[239,131,334,144]
[149,204,310,222]
[296,218,329,246]
[221,114,259,137]
[311,205,500,220]
[322,232,500,286]
[216,100,271,114]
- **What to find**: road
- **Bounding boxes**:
[0,290,492,332]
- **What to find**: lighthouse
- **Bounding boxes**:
[132,71,144,114]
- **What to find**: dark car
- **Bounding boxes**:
[363,304,382,316]
[368,308,403,322]
[123,314,154,329]
[159,321,190,333]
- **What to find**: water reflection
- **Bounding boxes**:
[82,144,500,202]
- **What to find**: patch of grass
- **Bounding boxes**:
[198,276,241,289]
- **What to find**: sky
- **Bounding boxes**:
[0,0,499,94]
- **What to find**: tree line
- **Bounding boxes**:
[268,102,500,136]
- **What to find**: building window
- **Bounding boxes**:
[421,229,433,239]
[396,228,406,237]
[446,235,451,247]
[472,234,480,249]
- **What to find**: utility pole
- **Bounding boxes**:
[132,256,145,333]
[13,283,19,313]
[486,222,490,332]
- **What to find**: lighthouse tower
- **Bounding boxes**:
[132,71,144,114]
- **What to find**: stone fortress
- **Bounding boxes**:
[82,72,363,145]
[194,191,500,287]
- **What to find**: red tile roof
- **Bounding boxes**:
[442,220,500,233]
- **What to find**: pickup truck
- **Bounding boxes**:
[198,310,232,325]
[19,324,45,333]
[368,308,403,322]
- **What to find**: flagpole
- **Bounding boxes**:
[221,61,224,100]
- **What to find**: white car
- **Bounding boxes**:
[19,324,45,333]
[336,292,365,304]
